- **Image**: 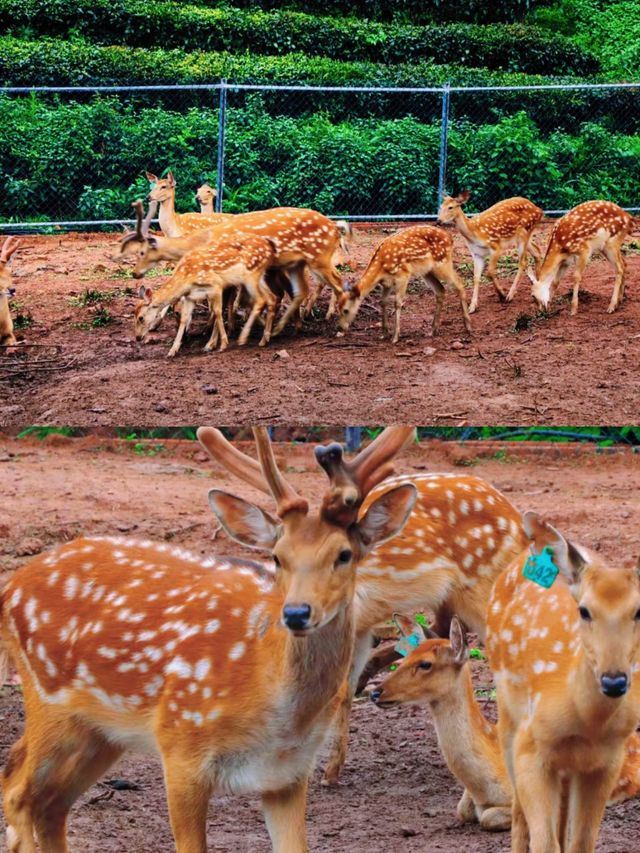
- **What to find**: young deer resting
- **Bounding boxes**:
[1,426,417,853]
[438,192,543,313]
[147,171,233,236]
[371,618,640,833]
[527,200,634,315]
[0,237,19,346]
[134,234,278,356]
[198,430,528,786]
[337,225,471,343]
[196,182,216,214]
[486,512,640,852]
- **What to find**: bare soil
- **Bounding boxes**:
[2,223,640,427]
[1,436,640,851]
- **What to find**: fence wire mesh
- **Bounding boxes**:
[0,82,639,230]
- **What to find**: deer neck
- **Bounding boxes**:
[158,193,181,237]
[283,602,355,733]
[357,254,384,299]
[453,208,481,245]
[152,272,194,308]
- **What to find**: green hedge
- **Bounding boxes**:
[0,0,599,74]
[0,96,638,224]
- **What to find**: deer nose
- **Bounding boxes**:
[282,604,312,631]
[601,671,628,698]
[370,688,383,704]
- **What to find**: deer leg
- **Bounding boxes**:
[311,260,343,320]
[570,254,589,316]
[273,263,308,337]
[427,276,445,337]
[167,299,194,358]
[163,755,212,853]
[238,283,267,347]
[469,251,486,314]
[262,778,309,853]
[479,806,512,832]
[380,284,393,338]
[391,277,409,344]
[506,233,530,302]
[3,737,36,853]
[513,733,562,853]
[456,789,478,824]
[486,250,508,302]
[257,281,277,348]
[566,766,620,853]
[604,240,626,313]
[227,287,242,333]
[205,289,228,352]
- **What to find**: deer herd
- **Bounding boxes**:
[2,427,640,852]
[0,171,637,357]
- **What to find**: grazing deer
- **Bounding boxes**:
[527,200,634,315]
[0,237,20,346]
[0,427,416,853]
[371,618,640,832]
[146,171,234,236]
[337,225,471,342]
[486,512,640,852]
[197,429,528,786]
[134,234,279,356]
[196,182,216,214]
[438,192,543,313]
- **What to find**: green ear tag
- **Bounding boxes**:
[394,631,423,658]
[522,546,559,589]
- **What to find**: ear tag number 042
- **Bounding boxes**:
[523,546,559,589]
[394,631,422,658]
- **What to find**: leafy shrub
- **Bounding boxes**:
[0,0,599,74]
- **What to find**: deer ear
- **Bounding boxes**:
[146,172,158,184]
[356,483,417,550]
[449,616,468,664]
[457,190,471,204]
[207,490,279,550]
[523,511,587,592]
[137,285,147,299]
[167,171,176,187]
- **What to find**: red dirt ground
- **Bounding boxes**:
[2,222,640,427]
[1,436,640,851]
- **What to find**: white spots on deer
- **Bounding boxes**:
[229,642,246,661]
[165,656,193,679]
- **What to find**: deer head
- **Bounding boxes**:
[115,199,158,262]
[147,170,177,203]
[196,182,217,211]
[437,190,471,224]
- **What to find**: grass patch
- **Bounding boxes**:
[12,310,34,329]
[17,426,78,439]
[68,288,114,307]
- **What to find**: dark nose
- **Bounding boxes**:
[601,671,628,698]
[370,688,382,704]
[283,604,312,631]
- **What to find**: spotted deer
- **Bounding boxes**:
[0,426,417,853]
[197,431,527,785]
[371,617,640,833]
[196,182,216,214]
[0,237,20,346]
[146,171,233,236]
[134,234,279,356]
[486,512,640,852]
[527,200,634,315]
[438,192,543,313]
[337,225,471,343]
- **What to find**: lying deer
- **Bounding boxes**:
[438,191,543,313]
[134,233,278,356]
[337,225,471,342]
[487,512,640,852]
[197,432,528,786]
[147,171,233,236]
[196,182,216,214]
[0,237,20,346]
[1,426,416,853]
[527,200,634,315]
[371,618,640,832]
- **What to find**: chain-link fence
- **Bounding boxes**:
[0,81,639,230]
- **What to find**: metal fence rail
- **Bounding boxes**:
[0,80,638,230]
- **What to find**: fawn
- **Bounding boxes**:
[372,617,640,833]
[337,225,471,342]
[527,200,634,315]
[146,171,233,236]
[486,511,640,852]
[196,182,216,214]
[198,428,528,786]
[438,192,543,313]
[0,237,20,346]
[1,426,417,853]
[134,234,278,356]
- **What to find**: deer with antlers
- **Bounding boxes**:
[0,237,20,347]
[337,225,471,342]
[146,171,233,236]
[486,512,640,852]
[196,182,216,214]
[527,200,634,315]
[1,426,417,853]
[371,617,640,833]
[197,431,528,785]
[438,192,543,313]
[134,233,280,356]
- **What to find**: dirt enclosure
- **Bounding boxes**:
[2,222,640,427]
[2,435,640,851]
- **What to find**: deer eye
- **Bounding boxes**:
[272,554,281,568]
[579,606,592,622]
[337,549,352,565]
[634,609,640,621]
[417,661,432,671]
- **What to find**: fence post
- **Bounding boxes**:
[215,80,227,213]
[437,83,451,204]
[345,427,362,452]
